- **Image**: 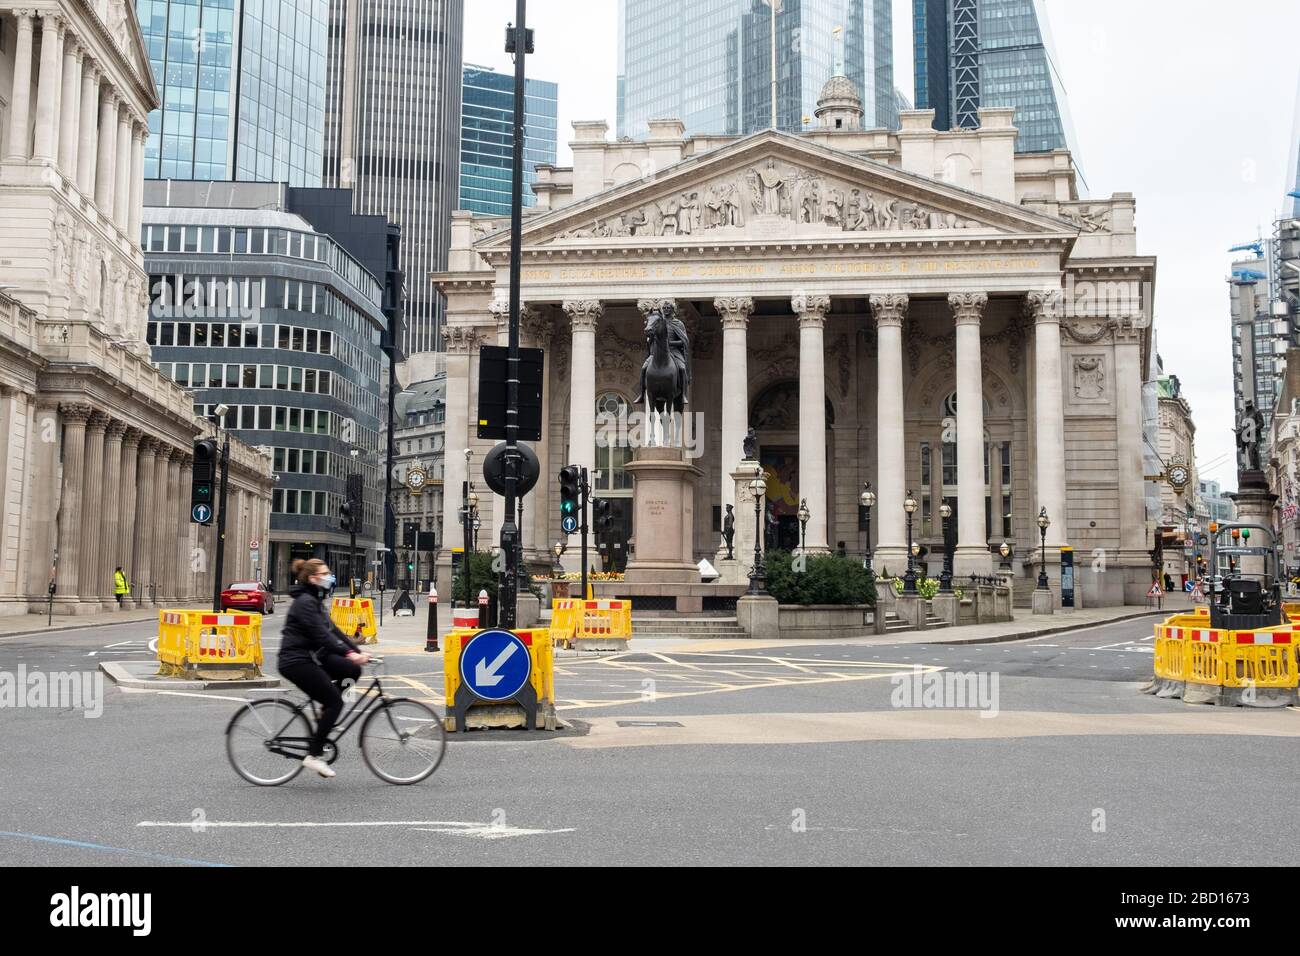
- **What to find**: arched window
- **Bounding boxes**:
[593,392,632,493]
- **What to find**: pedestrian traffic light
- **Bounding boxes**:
[559,465,580,534]
[594,498,612,537]
[191,438,216,525]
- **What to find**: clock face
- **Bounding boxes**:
[1169,466,1189,489]
[406,469,426,491]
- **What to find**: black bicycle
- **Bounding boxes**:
[225,658,446,785]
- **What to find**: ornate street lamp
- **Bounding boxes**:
[553,540,564,574]
[797,497,810,555]
[860,483,876,574]
[472,512,482,552]
[999,540,1012,571]
[903,491,919,594]
[939,500,954,593]
[748,474,768,594]
[1036,506,1051,591]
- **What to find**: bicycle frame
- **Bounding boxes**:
[254,673,391,761]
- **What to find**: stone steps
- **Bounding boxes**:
[631,617,748,638]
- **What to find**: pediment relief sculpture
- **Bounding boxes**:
[556,157,989,241]
[1058,203,1112,233]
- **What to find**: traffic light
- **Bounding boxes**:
[559,465,580,534]
[191,439,216,525]
[340,501,360,534]
[402,522,417,550]
[594,498,612,537]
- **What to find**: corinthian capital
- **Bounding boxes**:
[714,296,754,330]
[59,402,92,425]
[1024,289,1064,325]
[489,294,537,332]
[948,292,988,326]
[792,294,831,326]
[564,299,603,333]
[869,293,908,328]
[441,323,480,354]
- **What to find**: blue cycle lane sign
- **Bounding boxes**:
[191,503,213,523]
[459,629,532,702]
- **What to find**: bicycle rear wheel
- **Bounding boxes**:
[359,698,446,784]
[226,698,312,786]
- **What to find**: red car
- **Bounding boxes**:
[220,581,274,614]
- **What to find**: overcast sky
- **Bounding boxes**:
[464,0,1300,493]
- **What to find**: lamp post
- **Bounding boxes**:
[748,474,767,594]
[938,500,954,593]
[797,497,810,555]
[1036,506,1051,591]
[472,511,482,551]
[903,490,919,594]
[999,540,1012,571]
[553,540,564,575]
[860,483,875,574]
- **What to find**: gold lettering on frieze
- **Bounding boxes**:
[520,257,1044,284]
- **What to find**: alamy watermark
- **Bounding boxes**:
[595,404,705,460]
[0,665,103,718]
[889,665,999,718]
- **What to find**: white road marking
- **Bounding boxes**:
[138,820,575,840]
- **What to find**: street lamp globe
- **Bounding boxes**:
[468,490,479,509]
[999,541,1011,559]
[939,501,952,520]
[749,476,767,497]
[904,493,918,514]
[1037,507,1050,531]
[797,500,810,524]
[860,485,875,510]
[910,542,921,557]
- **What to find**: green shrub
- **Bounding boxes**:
[765,550,878,606]
[451,550,500,606]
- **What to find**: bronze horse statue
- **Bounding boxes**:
[642,306,687,445]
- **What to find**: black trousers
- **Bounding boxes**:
[279,656,363,756]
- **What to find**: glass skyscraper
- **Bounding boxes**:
[136,0,328,185]
[913,0,1075,155]
[617,0,897,140]
[460,65,558,217]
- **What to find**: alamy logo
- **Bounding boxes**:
[0,665,103,718]
[889,665,1000,717]
[49,887,151,936]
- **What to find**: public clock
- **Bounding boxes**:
[405,467,428,494]
[1167,463,1190,492]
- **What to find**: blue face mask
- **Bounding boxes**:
[316,574,336,589]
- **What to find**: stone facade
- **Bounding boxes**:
[430,107,1157,607]
[0,1,273,614]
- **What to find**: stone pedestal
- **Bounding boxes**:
[931,592,959,626]
[517,590,541,628]
[717,458,764,586]
[625,446,703,584]
[1032,588,1055,615]
[893,593,925,628]
[1229,471,1277,581]
[736,593,778,639]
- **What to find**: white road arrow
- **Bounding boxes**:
[474,642,519,687]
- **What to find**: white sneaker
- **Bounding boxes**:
[303,755,335,778]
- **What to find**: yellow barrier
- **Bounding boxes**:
[1221,632,1298,689]
[442,627,555,730]
[1185,637,1223,686]
[156,610,263,679]
[549,599,580,647]
[1283,602,1300,624]
[329,597,378,644]
[551,598,632,649]
[1153,636,1186,682]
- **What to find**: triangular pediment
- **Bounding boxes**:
[477,130,1075,250]
[105,0,158,104]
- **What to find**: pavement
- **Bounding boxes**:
[3,597,1297,866]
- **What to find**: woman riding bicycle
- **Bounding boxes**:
[278,558,369,778]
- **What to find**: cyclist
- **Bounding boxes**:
[278,558,369,778]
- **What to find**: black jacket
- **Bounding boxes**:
[278,584,360,667]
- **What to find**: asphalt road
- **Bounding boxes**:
[1,613,1296,866]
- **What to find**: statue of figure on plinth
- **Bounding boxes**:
[742,427,758,462]
[634,302,691,446]
[1236,399,1265,474]
[722,504,735,559]
[765,502,779,551]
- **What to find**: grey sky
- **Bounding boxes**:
[465,0,1300,492]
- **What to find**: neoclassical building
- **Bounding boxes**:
[0,0,273,614]
[431,82,1156,607]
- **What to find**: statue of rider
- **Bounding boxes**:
[633,301,691,405]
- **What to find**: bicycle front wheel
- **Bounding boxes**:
[359,698,446,785]
[226,698,312,786]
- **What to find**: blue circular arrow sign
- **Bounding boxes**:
[561,515,578,534]
[192,503,213,523]
[459,629,532,702]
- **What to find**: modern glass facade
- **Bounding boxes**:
[617,0,897,140]
[460,65,558,216]
[912,0,1075,155]
[141,186,387,586]
[137,0,328,185]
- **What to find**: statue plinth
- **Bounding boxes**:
[624,446,703,584]
[717,459,765,585]
[1229,476,1278,579]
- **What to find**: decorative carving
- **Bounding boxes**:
[105,418,127,441]
[1025,290,1064,324]
[521,307,554,349]
[792,293,830,324]
[563,299,603,333]
[837,334,851,397]
[714,296,754,329]
[121,425,142,449]
[59,402,92,424]
[1062,318,1117,344]
[86,410,109,431]
[750,339,798,384]
[948,291,988,325]
[1059,203,1112,233]
[441,324,480,354]
[53,211,72,284]
[750,381,799,430]
[489,295,536,334]
[1072,355,1106,401]
[869,293,908,328]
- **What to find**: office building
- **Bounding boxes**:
[913,0,1075,156]
[136,0,328,185]
[142,180,390,587]
[617,0,898,140]
[460,64,558,216]
[323,0,464,358]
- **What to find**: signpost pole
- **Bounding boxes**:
[211,430,230,612]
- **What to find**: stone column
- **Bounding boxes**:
[131,437,157,606]
[793,293,831,553]
[438,325,478,565]
[57,34,80,177]
[54,403,91,604]
[95,88,116,215]
[1028,291,1068,552]
[76,60,98,193]
[176,453,193,602]
[563,299,602,486]
[118,427,141,600]
[77,411,108,610]
[870,293,909,572]
[714,296,753,513]
[128,123,146,241]
[951,292,991,574]
[5,10,36,162]
[99,420,126,604]
[113,105,132,229]
[164,451,182,601]
[32,11,63,162]
[150,444,172,603]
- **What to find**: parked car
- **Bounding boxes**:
[220,581,274,614]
